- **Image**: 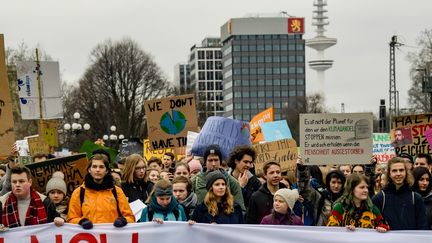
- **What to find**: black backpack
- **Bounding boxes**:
[79,186,122,217]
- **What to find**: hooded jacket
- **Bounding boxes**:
[68,174,135,224]
[246,182,286,224]
[260,209,303,225]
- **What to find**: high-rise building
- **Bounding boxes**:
[188,37,224,124]
[174,63,191,93]
[220,16,306,121]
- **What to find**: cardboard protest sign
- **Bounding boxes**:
[143,139,183,161]
[144,94,198,150]
[260,120,292,142]
[0,34,15,157]
[391,113,432,156]
[300,112,373,165]
[373,133,396,163]
[27,135,50,156]
[26,153,88,195]
[250,107,273,143]
[186,131,199,154]
[79,140,118,163]
[38,120,59,147]
[191,116,251,160]
[119,138,143,157]
[16,61,63,119]
[253,139,298,174]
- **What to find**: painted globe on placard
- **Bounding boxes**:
[160,110,187,135]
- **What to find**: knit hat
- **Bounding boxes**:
[274,188,299,210]
[203,144,223,163]
[398,152,414,164]
[188,159,203,173]
[46,177,67,195]
[153,180,173,197]
[92,149,111,164]
[205,170,226,190]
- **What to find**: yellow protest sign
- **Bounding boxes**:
[38,120,59,147]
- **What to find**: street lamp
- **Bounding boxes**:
[63,112,91,151]
[103,125,124,148]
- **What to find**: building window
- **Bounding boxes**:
[289,67,296,74]
[215,82,223,90]
[282,91,288,97]
[265,56,272,63]
[251,102,258,109]
[198,72,206,80]
[198,61,205,70]
[289,90,296,97]
[207,92,215,100]
[297,79,304,85]
[249,56,257,63]
[242,68,249,75]
[198,51,205,59]
[274,103,281,108]
[235,103,242,109]
[266,68,272,75]
[243,103,250,109]
[280,44,288,51]
[275,114,282,120]
[234,80,242,86]
[296,44,304,51]
[297,55,304,62]
[241,56,249,63]
[289,56,296,63]
[241,45,249,51]
[250,80,257,86]
[233,57,241,63]
[273,56,280,63]
[207,72,214,80]
[265,44,272,51]
[249,68,257,75]
[216,92,223,100]
[257,56,265,63]
[215,71,222,80]
[258,79,265,86]
[266,79,273,85]
[274,90,281,97]
[258,91,265,98]
[207,82,214,90]
[242,91,250,98]
[274,79,280,85]
[281,67,288,74]
[234,91,242,98]
[233,69,241,75]
[273,44,280,51]
[289,79,296,85]
[215,51,222,59]
[258,103,265,109]
[281,79,289,86]
[266,90,272,97]
[297,90,305,96]
[233,45,241,52]
[250,91,257,98]
[249,45,256,51]
[297,67,304,74]
[273,67,280,74]
[257,45,265,51]
[281,56,288,62]
[225,92,232,101]
[199,82,206,91]
[206,61,213,69]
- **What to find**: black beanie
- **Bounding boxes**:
[204,144,223,162]
[92,149,111,164]
[206,170,226,190]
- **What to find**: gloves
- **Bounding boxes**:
[113,217,128,227]
[79,218,93,230]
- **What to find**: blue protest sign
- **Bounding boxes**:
[260,120,292,142]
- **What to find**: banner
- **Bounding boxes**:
[373,133,395,163]
[260,120,292,142]
[16,61,63,119]
[25,153,88,195]
[119,138,143,157]
[250,107,273,143]
[300,112,373,165]
[253,139,297,174]
[144,94,198,150]
[392,113,432,156]
[0,222,429,243]
[191,116,250,160]
[0,34,15,157]
[38,120,59,147]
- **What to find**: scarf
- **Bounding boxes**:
[149,195,179,214]
[2,189,47,228]
[84,173,115,191]
[179,192,197,208]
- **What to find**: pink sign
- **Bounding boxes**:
[425,128,432,149]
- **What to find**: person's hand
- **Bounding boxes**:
[188,220,196,225]
[79,218,93,229]
[11,143,18,156]
[54,217,65,227]
[152,218,164,224]
[370,155,378,165]
[7,156,19,169]
[346,225,355,231]
[376,226,387,233]
[113,217,127,227]
[297,195,304,203]
[0,224,9,232]
[238,172,248,188]
[296,155,303,165]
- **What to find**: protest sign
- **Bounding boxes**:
[191,116,250,160]
[144,94,198,150]
[260,120,292,142]
[373,133,396,163]
[144,139,187,161]
[425,128,432,150]
[253,138,297,174]
[250,107,273,143]
[300,112,373,165]
[391,113,432,156]
[16,60,63,119]
[119,138,143,157]
[27,135,50,156]
[186,131,199,154]
[26,153,88,195]
[38,119,59,147]
[16,139,30,156]
[0,34,15,157]
[79,140,118,163]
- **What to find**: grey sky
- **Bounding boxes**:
[1,0,430,114]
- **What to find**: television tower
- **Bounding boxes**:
[306,0,337,94]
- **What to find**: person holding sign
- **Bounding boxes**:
[67,153,135,229]
[121,154,154,203]
[327,173,389,233]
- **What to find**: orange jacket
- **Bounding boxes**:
[67,184,135,224]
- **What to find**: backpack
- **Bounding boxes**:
[147,204,179,221]
[79,186,122,217]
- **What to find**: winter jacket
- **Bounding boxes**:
[68,174,135,224]
[372,184,428,230]
[260,210,303,225]
[191,202,244,224]
[140,196,187,222]
[246,182,286,224]
[422,191,432,229]
[0,191,59,225]
[228,169,262,208]
[121,180,154,203]
[191,169,245,211]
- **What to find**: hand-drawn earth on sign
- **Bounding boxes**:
[160,110,187,135]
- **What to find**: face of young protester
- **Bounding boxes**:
[329,177,343,194]
[173,182,188,201]
[339,165,351,177]
[175,165,190,178]
[156,195,172,208]
[148,170,160,183]
[414,157,429,169]
[352,165,364,175]
[264,165,282,186]
[418,173,430,192]
[212,179,227,198]
[235,154,254,174]
[273,195,289,214]
[389,162,406,187]
[11,172,32,200]
[353,180,369,202]
[163,155,173,168]
[48,189,65,204]
[134,160,147,180]
[206,154,221,171]
[88,159,108,183]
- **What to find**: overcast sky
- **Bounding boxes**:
[1,0,430,114]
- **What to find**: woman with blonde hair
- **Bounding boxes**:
[189,170,243,224]
[121,153,154,203]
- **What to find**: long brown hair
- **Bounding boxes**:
[204,181,234,216]
[122,154,147,184]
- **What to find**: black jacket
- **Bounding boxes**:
[246,182,286,224]
[372,184,428,230]
[121,180,154,203]
[241,174,262,209]
[191,202,244,224]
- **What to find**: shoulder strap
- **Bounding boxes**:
[381,190,386,212]
[80,187,85,207]
[412,191,415,205]
[112,187,122,218]
[148,205,154,221]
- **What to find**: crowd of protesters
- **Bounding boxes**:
[0,142,431,233]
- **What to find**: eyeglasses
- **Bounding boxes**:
[135,166,146,171]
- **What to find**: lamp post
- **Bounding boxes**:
[63,112,90,151]
[103,125,124,149]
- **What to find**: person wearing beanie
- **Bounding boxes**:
[68,153,135,229]
[316,170,346,226]
[191,145,245,212]
[398,152,414,171]
[188,159,203,177]
[46,176,69,220]
[260,189,302,225]
[139,179,187,223]
[189,170,243,224]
